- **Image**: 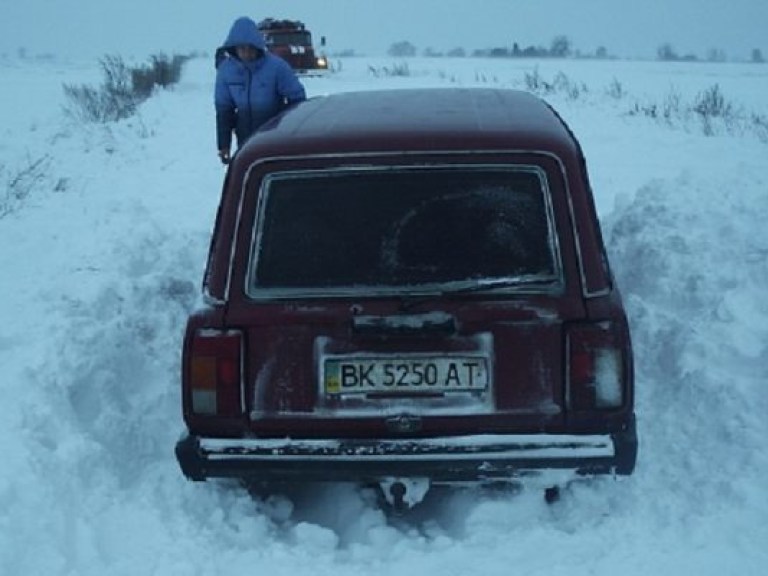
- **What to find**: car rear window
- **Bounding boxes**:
[249,167,559,294]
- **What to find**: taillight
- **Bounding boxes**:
[567,323,626,410]
[187,329,243,416]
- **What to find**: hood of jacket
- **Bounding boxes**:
[221,17,266,50]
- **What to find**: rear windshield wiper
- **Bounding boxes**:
[440,276,557,295]
[398,277,556,310]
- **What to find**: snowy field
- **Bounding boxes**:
[1,54,767,574]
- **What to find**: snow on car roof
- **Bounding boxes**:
[239,88,580,160]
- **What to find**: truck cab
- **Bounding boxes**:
[257,18,328,75]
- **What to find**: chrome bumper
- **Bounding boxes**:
[176,422,637,482]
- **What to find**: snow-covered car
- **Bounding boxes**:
[175,87,637,507]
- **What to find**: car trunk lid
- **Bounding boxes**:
[227,297,577,437]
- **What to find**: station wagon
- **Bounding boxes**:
[175,88,638,508]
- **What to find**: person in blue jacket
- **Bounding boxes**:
[215,17,306,164]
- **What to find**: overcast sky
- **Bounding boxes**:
[2,0,766,61]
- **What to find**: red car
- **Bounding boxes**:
[175,88,637,508]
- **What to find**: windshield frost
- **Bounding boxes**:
[251,168,558,292]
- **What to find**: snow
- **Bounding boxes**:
[2,53,767,574]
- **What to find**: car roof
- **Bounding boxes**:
[238,88,580,161]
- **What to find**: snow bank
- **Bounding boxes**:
[607,169,768,524]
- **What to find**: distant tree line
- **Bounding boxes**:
[387,37,766,63]
[656,42,764,63]
[389,35,588,59]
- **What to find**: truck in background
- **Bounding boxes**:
[257,18,328,75]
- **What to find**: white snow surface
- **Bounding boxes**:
[1,55,767,574]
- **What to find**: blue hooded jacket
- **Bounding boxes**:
[215,17,306,150]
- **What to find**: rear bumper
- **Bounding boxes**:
[296,69,328,77]
[176,417,637,483]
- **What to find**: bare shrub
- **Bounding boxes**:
[552,71,570,91]
[552,71,586,100]
[661,89,683,124]
[131,53,190,99]
[627,83,767,141]
[628,88,684,124]
[63,52,191,124]
[0,155,51,218]
[368,62,411,77]
[131,64,156,100]
[606,78,626,100]
[63,55,138,122]
[628,101,658,119]
[693,84,735,136]
[693,84,731,118]
[523,68,585,99]
[437,69,459,83]
[751,113,768,143]
[524,67,553,94]
[469,70,499,84]
[150,53,188,87]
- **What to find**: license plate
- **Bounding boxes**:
[324,355,489,396]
